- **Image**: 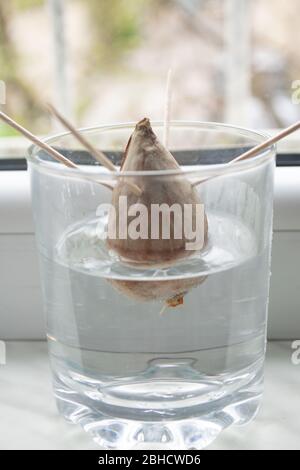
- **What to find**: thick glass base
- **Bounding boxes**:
[53,366,263,450]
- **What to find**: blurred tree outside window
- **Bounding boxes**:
[0,0,299,141]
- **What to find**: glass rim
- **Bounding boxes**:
[27,120,276,179]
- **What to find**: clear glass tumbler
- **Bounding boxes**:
[28,122,275,450]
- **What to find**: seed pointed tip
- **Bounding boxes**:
[136,117,151,130]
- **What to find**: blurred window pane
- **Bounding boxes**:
[0,0,299,156]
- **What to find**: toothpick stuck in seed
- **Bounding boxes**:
[0,110,78,169]
[192,120,300,187]
[47,104,142,196]
[230,120,300,164]
[0,110,116,191]
[163,68,173,148]
[47,103,117,172]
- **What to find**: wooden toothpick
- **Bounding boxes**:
[192,120,300,187]
[47,104,142,196]
[0,110,116,190]
[47,103,117,172]
[163,68,173,148]
[230,120,300,164]
[0,110,77,169]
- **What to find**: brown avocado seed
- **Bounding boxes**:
[106,118,208,307]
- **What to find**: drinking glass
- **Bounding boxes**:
[28,122,275,449]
